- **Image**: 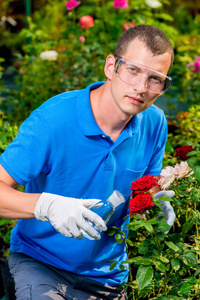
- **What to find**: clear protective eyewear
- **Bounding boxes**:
[114,56,172,94]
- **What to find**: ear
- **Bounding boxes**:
[104,54,116,80]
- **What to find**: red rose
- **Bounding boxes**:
[131,175,158,194]
[176,145,194,161]
[129,193,155,215]
[79,15,94,29]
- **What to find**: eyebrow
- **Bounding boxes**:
[120,56,169,77]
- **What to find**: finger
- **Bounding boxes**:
[57,226,74,238]
[68,217,83,239]
[82,199,103,209]
[82,210,107,231]
[77,218,101,240]
[79,229,95,240]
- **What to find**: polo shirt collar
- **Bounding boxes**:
[77,81,143,137]
[77,82,105,136]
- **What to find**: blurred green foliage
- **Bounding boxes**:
[2,0,197,121]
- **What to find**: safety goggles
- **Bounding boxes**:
[114,56,172,94]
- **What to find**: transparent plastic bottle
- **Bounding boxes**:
[82,190,125,240]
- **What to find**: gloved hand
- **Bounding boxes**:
[154,190,176,232]
[34,193,107,240]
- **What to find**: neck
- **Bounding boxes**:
[90,81,132,142]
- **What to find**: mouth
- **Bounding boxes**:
[126,96,144,105]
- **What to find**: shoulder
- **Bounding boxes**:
[141,104,167,126]
[36,90,79,115]
[28,89,81,128]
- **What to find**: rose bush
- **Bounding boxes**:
[109,144,200,299]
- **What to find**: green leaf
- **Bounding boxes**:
[156,296,182,300]
[182,219,195,234]
[107,228,117,236]
[136,265,154,290]
[157,196,172,202]
[159,256,169,263]
[180,283,193,293]
[144,223,154,234]
[153,261,166,272]
[134,258,153,265]
[138,245,148,255]
[186,150,200,156]
[187,157,200,168]
[158,222,171,232]
[181,252,197,267]
[119,263,125,271]
[126,239,134,247]
[165,142,174,154]
[155,13,174,21]
[171,258,180,271]
[109,260,117,271]
[165,241,179,252]
[148,217,158,225]
[115,233,123,243]
[194,166,200,182]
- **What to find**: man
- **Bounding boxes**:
[0,25,175,299]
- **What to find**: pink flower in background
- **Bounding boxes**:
[79,16,94,29]
[79,36,85,42]
[123,22,135,31]
[186,57,200,73]
[113,0,129,9]
[65,0,81,11]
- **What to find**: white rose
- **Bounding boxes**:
[158,166,175,190]
[145,0,162,8]
[174,161,194,179]
[40,50,58,61]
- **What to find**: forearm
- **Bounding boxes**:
[0,180,40,219]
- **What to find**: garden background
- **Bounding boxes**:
[0,0,200,299]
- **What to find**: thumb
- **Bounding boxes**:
[81,199,103,209]
[154,190,175,199]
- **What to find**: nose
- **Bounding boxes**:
[133,78,148,93]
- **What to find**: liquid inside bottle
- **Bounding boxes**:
[81,190,125,240]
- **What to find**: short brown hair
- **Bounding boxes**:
[114,24,174,71]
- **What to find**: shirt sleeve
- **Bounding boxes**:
[144,112,168,176]
[0,111,53,185]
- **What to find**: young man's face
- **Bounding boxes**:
[105,39,172,117]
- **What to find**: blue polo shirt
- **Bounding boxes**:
[0,82,167,287]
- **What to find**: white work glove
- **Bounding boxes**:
[34,193,107,240]
[154,190,176,233]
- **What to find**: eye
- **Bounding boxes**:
[149,75,163,84]
[127,65,139,74]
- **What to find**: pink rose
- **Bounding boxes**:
[186,57,200,73]
[79,36,85,42]
[113,0,129,9]
[65,0,81,11]
[79,15,94,29]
